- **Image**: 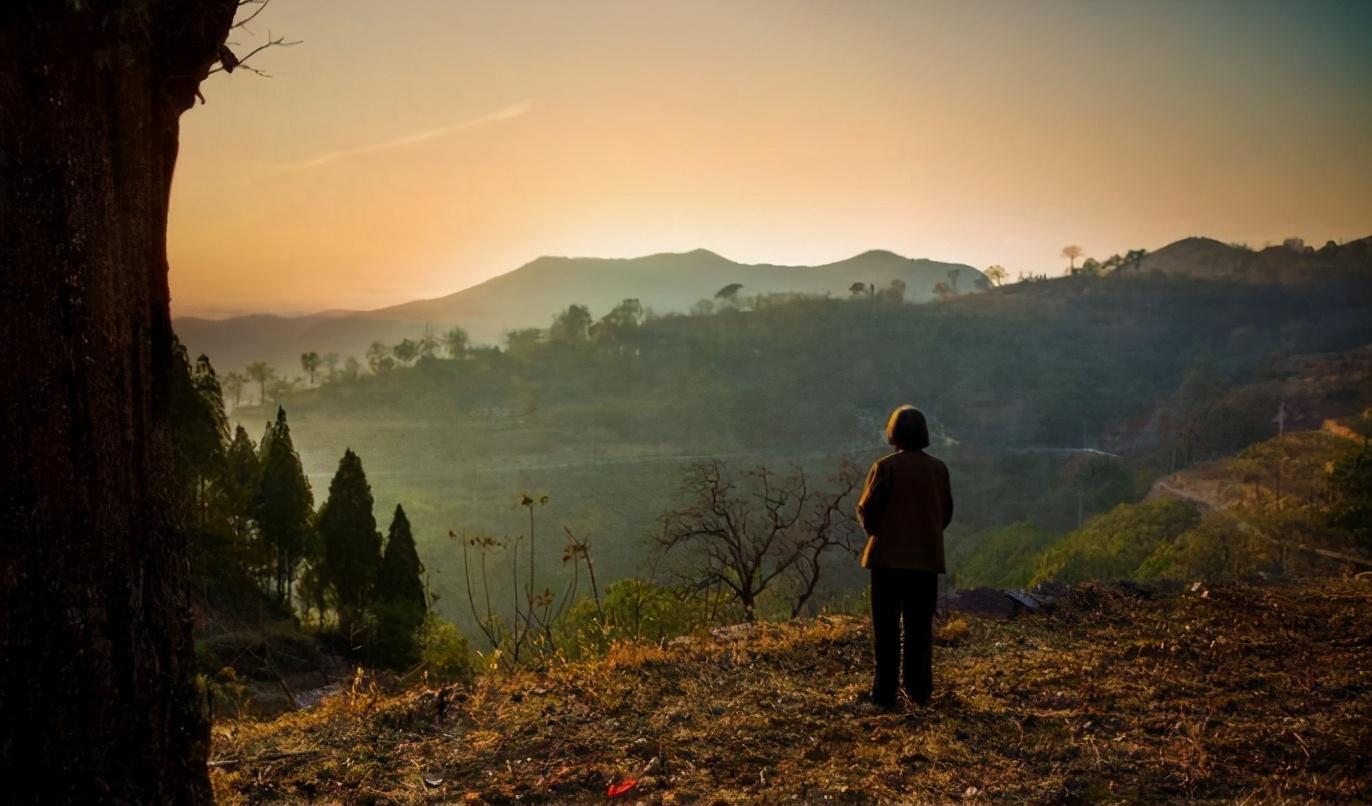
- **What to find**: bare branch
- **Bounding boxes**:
[210,29,302,77]
[233,0,272,30]
[659,460,856,622]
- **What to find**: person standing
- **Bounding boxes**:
[856,405,954,708]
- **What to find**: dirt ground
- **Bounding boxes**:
[212,577,1372,804]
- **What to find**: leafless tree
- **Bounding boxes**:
[658,461,863,621]
[783,461,864,618]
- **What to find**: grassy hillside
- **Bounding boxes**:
[948,418,1372,593]
[210,577,1372,804]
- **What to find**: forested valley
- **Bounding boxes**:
[181,261,1372,721]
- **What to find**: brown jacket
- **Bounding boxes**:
[856,450,953,572]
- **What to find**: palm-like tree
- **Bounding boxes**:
[1061,245,1084,274]
[222,371,247,409]
[300,351,321,387]
[245,361,274,405]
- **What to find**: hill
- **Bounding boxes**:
[175,234,1372,375]
[224,271,1372,640]
[210,577,1372,804]
[175,249,981,373]
[1121,235,1372,284]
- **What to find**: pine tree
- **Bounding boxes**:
[169,341,229,525]
[373,504,428,666]
[255,407,314,606]
[223,426,265,577]
[170,342,236,611]
[317,448,382,639]
[192,354,230,447]
[377,504,426,614]
[192,353,232,529]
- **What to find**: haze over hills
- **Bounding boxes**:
[174,249,981,373]
[174,235,1372,376]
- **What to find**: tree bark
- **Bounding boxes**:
[0,1,237,802]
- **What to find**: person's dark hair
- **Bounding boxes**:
[884,405,930,451]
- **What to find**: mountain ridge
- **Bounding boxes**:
[175,235,1372,375]
[176,248,982,373]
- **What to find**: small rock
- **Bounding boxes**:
[944,587,1018,619]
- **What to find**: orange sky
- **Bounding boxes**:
[169,0,1372,317]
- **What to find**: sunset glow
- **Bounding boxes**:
[169,0,1372,316]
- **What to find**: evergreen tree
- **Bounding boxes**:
[192,354,230,445]
[191,353,231,527]
[317,448,382,638]
[169,341,229,525]
[169,341,234,611]
[377,504,426,613]
[372,504,428,666]
[296,559,330,629]
[222,426,265,577]
[255,407,314,606]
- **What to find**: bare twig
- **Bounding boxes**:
[233,0,272,30]
[208,749,321,768]
[211,28,302,78]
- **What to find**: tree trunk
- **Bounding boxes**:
[0,2,237,802]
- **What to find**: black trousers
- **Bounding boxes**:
[869,568,938,704]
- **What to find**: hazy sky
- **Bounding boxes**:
[170,0,1372,317]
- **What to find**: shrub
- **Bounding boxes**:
[418,614,475,683]
[1328,447,1372,548]
[956,522,1058,589]
[1137,512,1273,581]
[1031,500,1200,584]
[369,598,423,670]
[560,579,709,656]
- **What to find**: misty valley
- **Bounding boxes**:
[177,235,1372,700]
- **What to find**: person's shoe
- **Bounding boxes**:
[901,688,931,707]
[858,690,898,711]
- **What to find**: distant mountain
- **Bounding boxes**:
[175,249,982,373]
[1120,235,1372,283]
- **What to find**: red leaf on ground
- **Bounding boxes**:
[607,778,637,798]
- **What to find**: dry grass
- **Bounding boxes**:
[212,578,1372,804]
